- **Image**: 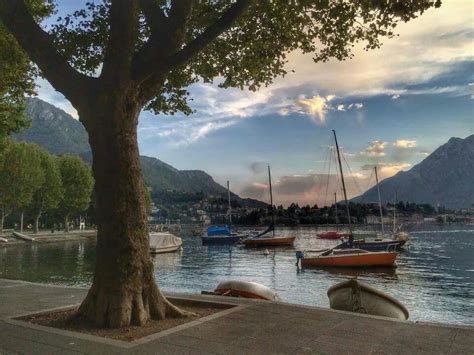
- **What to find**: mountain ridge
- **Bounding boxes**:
[14,98,266,208]
[353,134,474,209]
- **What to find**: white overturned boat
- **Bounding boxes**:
[12,231,35,242]
[149,232,182,254]
[213,280,280,301]
[327,279,409,320]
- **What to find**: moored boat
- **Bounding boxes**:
[327,278,409,320]
[213,280,280,301]
[243,235,296,247]
[317,231,351,239]
[335,237,405,252]
[149,232,182,254]
[0,237,8,243]
[299,248,398,267]
[243,166,295,247]
[201,181,243,245]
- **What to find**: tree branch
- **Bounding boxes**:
[139,0,168,35]
[101,0,140,85]
[167,0,251,69]
[0,0,93,105]
[132,0,194,96]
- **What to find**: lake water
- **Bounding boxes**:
[1,225,473,325]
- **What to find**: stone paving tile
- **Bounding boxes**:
[0,280,472,355]
[231,335,309,355]
[302,334,378,355]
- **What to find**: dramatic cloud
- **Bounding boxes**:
[239,173,372,207]
[361,163,411,180]
[364,141,388,157]
[394,140,417,149]
[294,95,335,124]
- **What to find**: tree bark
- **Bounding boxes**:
[20,211,24,233]
[77,92,185,328]
[34,213,41,234]
[64,215,69,232]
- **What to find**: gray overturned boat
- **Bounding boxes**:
[327,279,409,320]
[149,232,182,254]
[12,231,35,242]
[213,280,280,301]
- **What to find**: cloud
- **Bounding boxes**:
[361,163,411,179]
[294,95,334,124]
[35,79,79,118]
[239,173,371,207]
[363,141,388,157]
[249,161,268,174]
[393,139,417,149]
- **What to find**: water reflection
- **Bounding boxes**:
[0,226,473,325]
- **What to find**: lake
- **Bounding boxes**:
[1,225,473,325]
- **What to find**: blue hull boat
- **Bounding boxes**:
[202,225,241,244]
[202,234,241,244]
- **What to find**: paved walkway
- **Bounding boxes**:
[0,279,472,354]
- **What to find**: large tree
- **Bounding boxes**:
[0,141,43,231]
[29,147,63,233]
[0,0,440,328]
[57,155,94,232]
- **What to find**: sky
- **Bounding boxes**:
[36,1,474,207]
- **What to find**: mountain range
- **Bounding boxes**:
[14,98,266,208]
[353,135,474,209]
[13,98,473,209]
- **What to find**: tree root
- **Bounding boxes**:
[77,280,191,328]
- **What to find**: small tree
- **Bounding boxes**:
[57,156,94,232]
[0,141,43,231]
[28,148,63,233]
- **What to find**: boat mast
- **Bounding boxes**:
[334,192,338,229]
[268,165,275,237]
[227,180,232,229]
[393,191,397,233]
[374,166,385,236]
[332,130,352,242]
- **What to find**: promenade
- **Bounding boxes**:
[0,279,472,354]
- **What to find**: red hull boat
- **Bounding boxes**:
[317,231,351,240]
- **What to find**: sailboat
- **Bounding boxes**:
[202,181,241,244]
[317,192,351,239]
[297,131,398,268]
[243,166,295,247]
[335,167,406,252]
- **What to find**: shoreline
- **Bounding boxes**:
[0,230,96,247]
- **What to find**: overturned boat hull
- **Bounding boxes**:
[214,280,280,301]
[328,279,409,320]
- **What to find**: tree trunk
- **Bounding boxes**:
[77,93,185,328]
[20,211,24,233]
[34,213,41,234]
[0,210,4,233]
[64,215,69,232]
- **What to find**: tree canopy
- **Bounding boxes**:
[57,155,94,223]
[0,0,441,118]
